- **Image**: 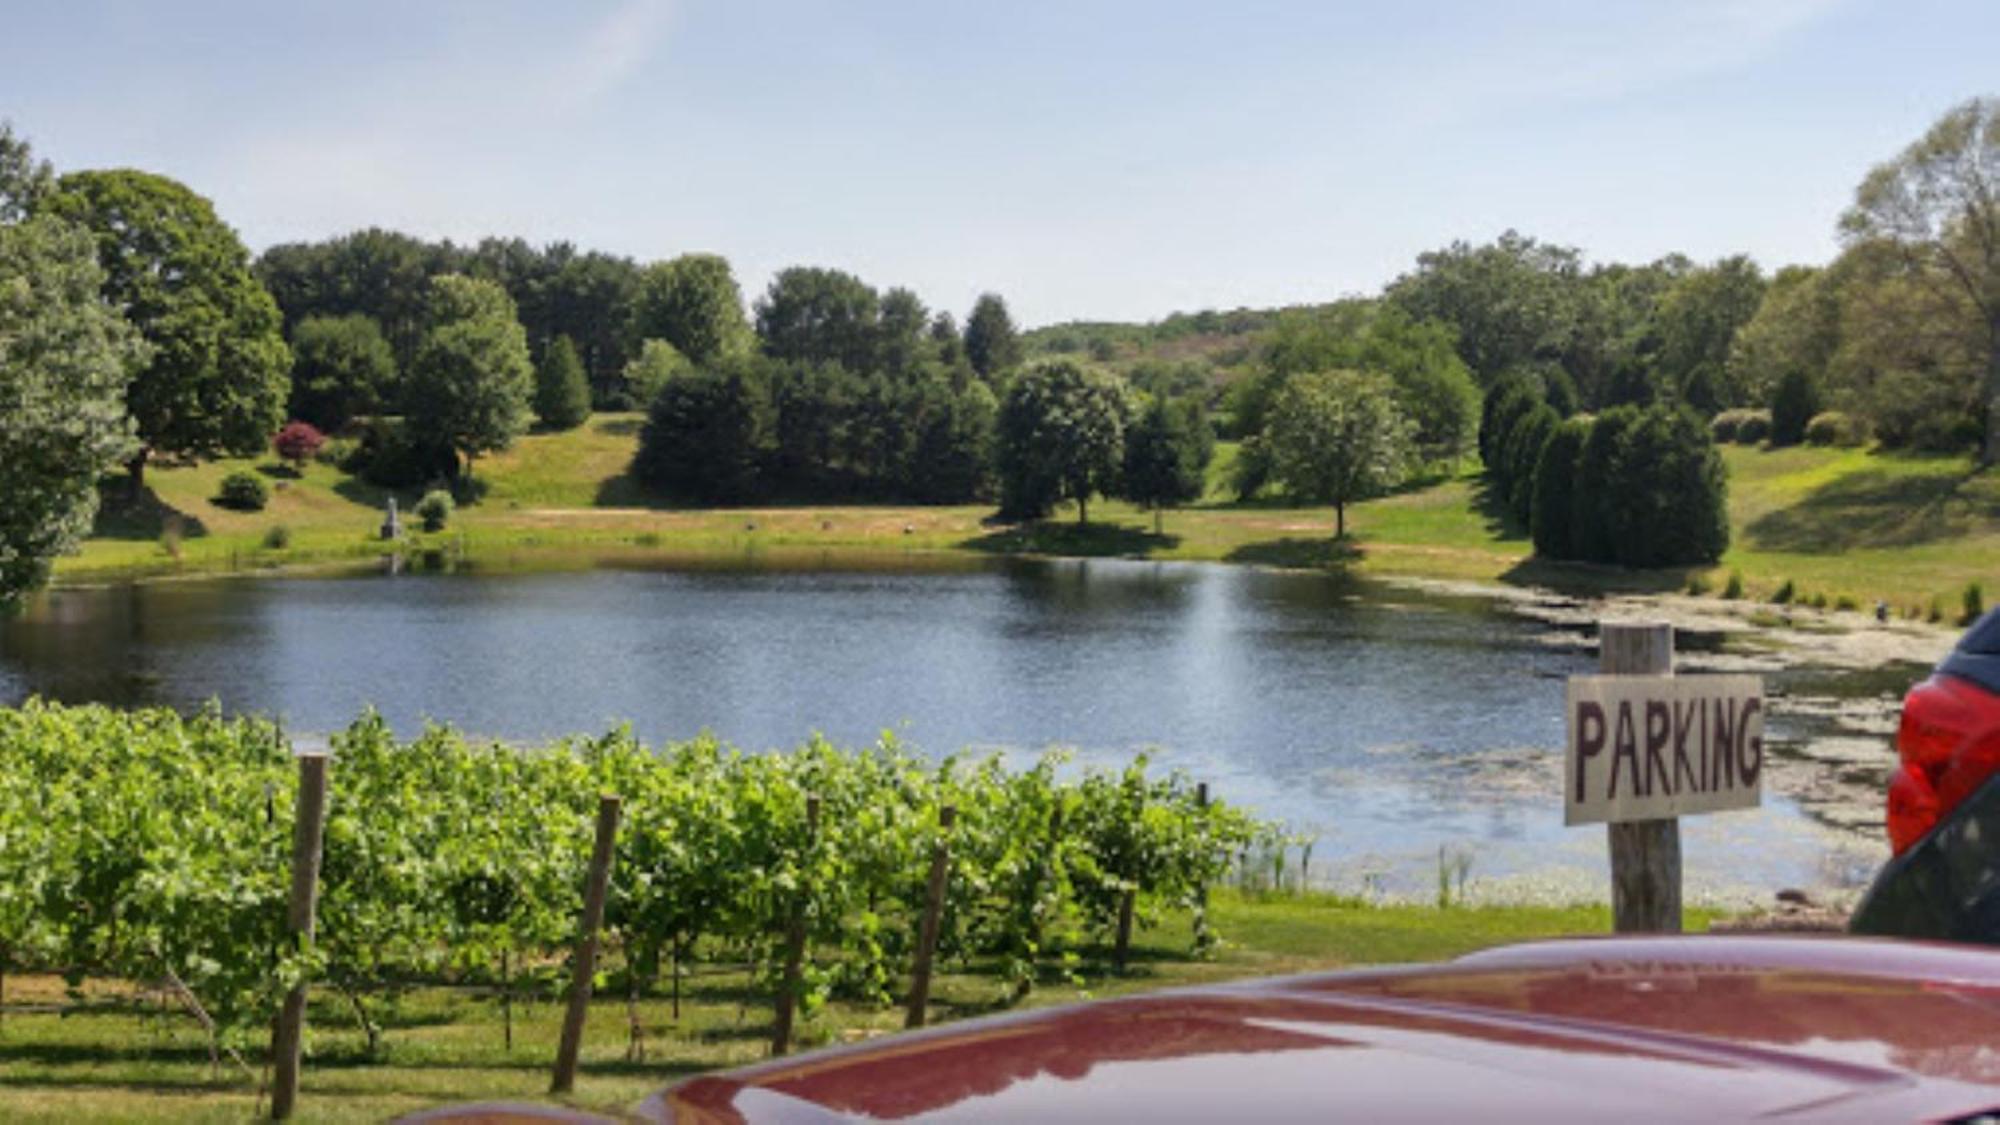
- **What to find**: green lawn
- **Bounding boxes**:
[54,419,1999,613]
[0,891,1707,1122]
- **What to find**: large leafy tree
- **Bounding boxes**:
[1258,301,1479,463]
[1,122,53,222]
[1652,254,1766,407]
[1725,265,1842,408]
[0,209,144,603]
[1385,230,1583,387]
[754,266,880,372]
[287,313,396,431]
[1265,369,1411,538]
[1120,396,1213,532]
[995,360,1128,523]
[1841,97,2000,465]
[45,170,290,491]
[964,293,1022,381]
[405,274,533,478]
[631,253,750,367]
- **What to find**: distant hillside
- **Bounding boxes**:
[1024,303,1338,376]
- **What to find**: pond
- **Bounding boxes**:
[0,552,1910,903]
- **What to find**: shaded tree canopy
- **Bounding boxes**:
[1120,395,1213,528]
[633,358,771,503]
[44,168,290,486]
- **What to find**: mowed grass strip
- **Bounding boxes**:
[0,891,1709,1122]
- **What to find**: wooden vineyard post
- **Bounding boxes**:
[1114,889,1136,973]
[1600,622,1682,934]
[1193,782,1210,944]
[905,804,957,1029]
[552,794,623,1095]
[271,752,330,1121]
[772,794,820,1057]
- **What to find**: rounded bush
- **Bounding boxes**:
[216,470,270,511]
[415,489,455,533]
[1804,411,1867,447]
[272,420,326,467]
[1710,411,1741,443]
[1733,410,1771,445]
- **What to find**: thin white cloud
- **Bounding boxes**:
[557,0,676,109]
[1411,0,1851,111]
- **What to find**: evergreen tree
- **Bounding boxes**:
[1605,405,1730,566]
[964,293,1022,380]
[633,359,771,503]
[1768,366,1821,447]
[1571,405,1640,564]
[533,335,591,430]
[1530,417,1591,559]
[1503,403,1559,525]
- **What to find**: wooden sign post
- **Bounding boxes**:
[1568,623,1764,933]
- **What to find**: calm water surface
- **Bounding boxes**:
[0,554,1899,900]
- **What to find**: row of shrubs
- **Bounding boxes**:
[1478,370,1730,568]
[1694,570,1985,626]
[1710,408,1871,447]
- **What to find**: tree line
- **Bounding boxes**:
[3,97,1996,605]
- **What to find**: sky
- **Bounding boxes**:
[3,0,1996,327]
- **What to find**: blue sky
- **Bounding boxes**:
[3,0,1995,325]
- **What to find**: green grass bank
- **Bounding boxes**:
[55,414,2000,614]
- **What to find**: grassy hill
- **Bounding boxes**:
[58,415,1999,616]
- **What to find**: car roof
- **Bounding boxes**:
[1943,607,2000,695]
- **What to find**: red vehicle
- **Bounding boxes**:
[414,935,2000,1123]
[619,935,2000,1123]
[1852,607,2000,942]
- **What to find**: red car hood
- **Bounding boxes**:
[643,936,2000,1123]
